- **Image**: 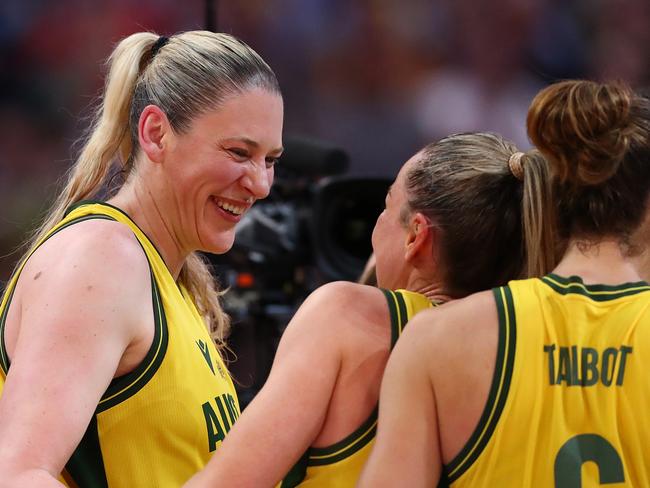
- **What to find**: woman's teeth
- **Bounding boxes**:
[216,199,245,215]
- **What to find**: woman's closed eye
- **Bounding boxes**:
[265,156,280,168]
[228,147,278,168]
[228,148,250,160]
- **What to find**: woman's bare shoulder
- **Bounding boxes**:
[406,289,499,351]
[13,218,153,340]
[20,218,149,287]
[303,281,388,327]
[278,281,390,351]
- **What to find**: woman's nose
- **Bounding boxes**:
[241,160,272,199]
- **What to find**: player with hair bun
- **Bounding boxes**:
[361,79,650,487]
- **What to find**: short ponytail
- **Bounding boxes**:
[405,132,557,298]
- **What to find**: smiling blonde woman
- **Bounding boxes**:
[0,31,283,488]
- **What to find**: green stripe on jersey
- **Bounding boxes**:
[64,412,109,486]
[307,407,378,466]
[541,274,650,301]
[444,285,517,482]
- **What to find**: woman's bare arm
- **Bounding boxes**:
[360,291,499,487]
[0,221,152,486]
[185,282,385,488]
[358,309,442,488]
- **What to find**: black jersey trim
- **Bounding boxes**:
[0,286,16,374]
[0,205,169,413]
[280,289,407,478]
[62,203,170,411]
[307,407,378,466]
[97,263,168,411]
[541,274,650,301]
[67,200,169,268]
[382,289,410,348]
[442,286,517,483]
[0,207,167,485]
[304,289,428,466]
[382,289,400,347]
[0,214,115,374]
[280,289,430,482]
[280,450,310,488]
[395,291,408,339]
[63,414,109,487]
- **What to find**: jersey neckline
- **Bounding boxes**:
[66,200,169,273]
[540,273,650,301]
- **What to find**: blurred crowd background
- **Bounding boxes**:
[0,0,648,281]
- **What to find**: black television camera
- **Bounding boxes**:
[207,136,391,406]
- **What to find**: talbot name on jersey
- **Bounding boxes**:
[543,344,633,387]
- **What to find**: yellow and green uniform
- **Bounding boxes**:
[443,274,650,487]
[0,201,240,487]
[281,289,433,487]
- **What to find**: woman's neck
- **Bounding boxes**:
[108,182,187,280]
[409,281,453,305]
[552,238,644,285]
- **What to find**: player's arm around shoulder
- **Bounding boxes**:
[0,219,153,487]
[185,281,384,488]
[359,290,498,488]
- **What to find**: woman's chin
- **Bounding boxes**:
[202,233,236,255]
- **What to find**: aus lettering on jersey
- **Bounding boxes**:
[202,393,240,451]
[543,344,633,387]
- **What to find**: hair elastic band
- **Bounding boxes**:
[151,36,170,57]
[508,152,525,180]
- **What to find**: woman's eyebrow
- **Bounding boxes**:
[223,136,283,155]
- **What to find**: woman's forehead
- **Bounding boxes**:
[394,154,419,188]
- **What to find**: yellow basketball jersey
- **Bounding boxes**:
[445,274,650,487]
[0,201,240,487]
[281,289,433,488]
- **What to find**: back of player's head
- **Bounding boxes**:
[403,132,555,298]
[527,80,650,244]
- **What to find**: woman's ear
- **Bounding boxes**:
[138,105,170,163]
[404,212,435,263]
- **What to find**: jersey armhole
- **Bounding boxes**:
[441,286,517,483]
[0,211,169,409]
[381,288,409,348]
[306,407,378,467]
[96,256,169,411]
[0,286,16,374]
[279,409,378,486]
